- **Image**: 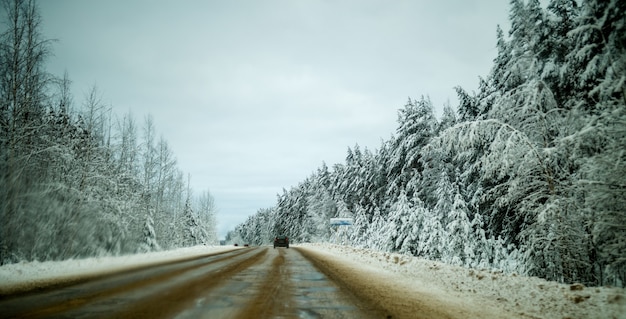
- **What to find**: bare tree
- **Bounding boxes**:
[0,0,52,263]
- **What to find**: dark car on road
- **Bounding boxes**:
[273,235,289,248]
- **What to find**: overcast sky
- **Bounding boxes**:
[38,1,513,239]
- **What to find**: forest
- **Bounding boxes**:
[0,0,218,264]
[228,0,626,287]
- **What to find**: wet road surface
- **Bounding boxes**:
[0,247,388,319]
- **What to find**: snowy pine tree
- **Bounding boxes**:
[384,190,411,252]
[138,210,160,252]
[443,188,474,267]
[228,0,626,288]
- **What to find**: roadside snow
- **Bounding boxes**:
[298,243,626,319]
[0,245,240,295]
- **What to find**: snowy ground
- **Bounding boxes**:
[1,244,624,319]
[299,243,626,319]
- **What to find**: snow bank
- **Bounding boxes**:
[298,243,626,319]
[0,245,240,295]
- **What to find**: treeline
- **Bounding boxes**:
[0,0,217,264]
[228,0,625,287]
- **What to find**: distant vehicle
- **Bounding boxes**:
[244,244,249,247]
[234,243,239,247]
[273,235,289,248]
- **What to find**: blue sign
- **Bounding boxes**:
[330,218,353,226]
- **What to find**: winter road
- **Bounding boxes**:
[0,247,400,319]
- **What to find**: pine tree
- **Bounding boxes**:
[455,86,480,122]
[567,0,625,108]
[138,209,160,252]
[470,210,491,269]
[388,96,437,199]
[366,207,386,250]
[438,102,457,134]
[444,189,474,266]
[398,194,426,257]
[348,204,369,247]
[182,197,199,247]
[384,190,411,252]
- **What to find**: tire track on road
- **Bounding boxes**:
[236,248,293,318]
[1,248,263,319]
[114,248,268,319]
[173,247,292,319]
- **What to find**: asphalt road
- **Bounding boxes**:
[0,247,390,319]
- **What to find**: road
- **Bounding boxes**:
[0,247,392,319]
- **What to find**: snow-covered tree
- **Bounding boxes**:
[229,0,625,288]
[365,207,386,250]
[138,209,160,253]
[382,190,411,252]
[0,0,218,264]
[196,189,218,245]
[386,97,436,199]
[443,189,474,266]
[397,195,425,257]
[181,196,199,247]
[348,204,368,247]
[307,185,336,242]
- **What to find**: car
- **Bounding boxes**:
[273,235,289,248]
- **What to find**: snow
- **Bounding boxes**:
[0,245,241,295]
[298,243,626,319]
[1,244,625,319]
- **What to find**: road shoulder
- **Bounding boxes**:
[296,245,523,319]
[0,245,241,296]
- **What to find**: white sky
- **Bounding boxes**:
[38,1,512,239]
